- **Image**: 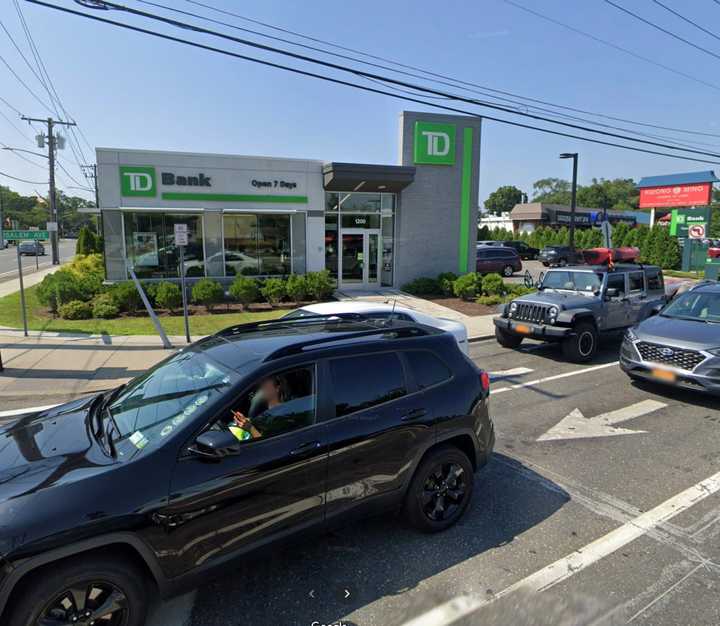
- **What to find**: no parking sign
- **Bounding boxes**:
[688,224,706,239]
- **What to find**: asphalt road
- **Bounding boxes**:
[2,335,720,626]
[0,239,76,283]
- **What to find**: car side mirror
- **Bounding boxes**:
[189,430,239,460]
[523,269,534,289]
[648,303,663,317]
[605,287,619,300]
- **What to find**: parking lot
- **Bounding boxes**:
[11,333,717,626]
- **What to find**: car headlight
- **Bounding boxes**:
[509,302,518,313]
[547,306,559,322]
[625,327,638,342]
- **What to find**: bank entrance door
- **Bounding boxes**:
[340,229,381,288]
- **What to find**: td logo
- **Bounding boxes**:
[120,166,156,197]
[413,121,456,165]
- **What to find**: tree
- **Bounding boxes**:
[577,178,638,212]
[531,178,572,204]
[484,185,523,215]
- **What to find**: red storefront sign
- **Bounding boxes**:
[639,182,712,208]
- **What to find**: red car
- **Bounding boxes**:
[476,246,522,277]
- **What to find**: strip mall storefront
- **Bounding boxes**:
[97,111,481,289]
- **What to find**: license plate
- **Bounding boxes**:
[515,324,531,334]
[652,369,677,383]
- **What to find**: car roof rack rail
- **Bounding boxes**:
[265,324,431,361]
[216,312,369,338]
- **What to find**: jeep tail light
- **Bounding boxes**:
[480,370,490,393]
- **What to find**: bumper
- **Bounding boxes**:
[620,340,720,396]
[494,316,572,340]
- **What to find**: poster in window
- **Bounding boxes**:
[133,232,159,266]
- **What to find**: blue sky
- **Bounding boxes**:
[2,0,720,208]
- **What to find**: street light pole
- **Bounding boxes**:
[560,153,579,253]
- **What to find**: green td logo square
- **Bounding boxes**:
[120,166,156,197]
[413,121,456,165]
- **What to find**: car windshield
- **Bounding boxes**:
[661,291,720,323]
[541,270,604,292]
[107,350,239,452]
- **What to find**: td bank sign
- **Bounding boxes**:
[120,166,213,197]
[413,121,456,165]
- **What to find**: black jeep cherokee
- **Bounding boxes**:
[0,315,494,626]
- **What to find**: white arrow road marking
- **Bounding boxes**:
[489,367,533,378]
[0,404,60,418]
[402,468,720,626]
[491,361,619,395]
[537,399,667,442]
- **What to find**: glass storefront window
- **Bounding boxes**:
[223,214,291,276]
[325,213,338,283]
[341,214,381,229]
[381,214,394,286]
[124,212,204,279]
[325,192,340,212]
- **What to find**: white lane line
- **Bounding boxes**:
[0,404,60,418]
[491,361,619,395]
[489,367,533,378]
[402,468,720,626]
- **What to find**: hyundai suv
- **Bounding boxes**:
[0,315,493,626]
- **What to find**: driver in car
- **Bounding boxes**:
[228,375,290,441]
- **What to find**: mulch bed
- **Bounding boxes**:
[425,297,497,316]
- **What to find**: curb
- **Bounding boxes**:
[468,334,494,343]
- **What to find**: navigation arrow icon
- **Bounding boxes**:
[537,399,667,442]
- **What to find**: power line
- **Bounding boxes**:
[503,0,720,94]
[0,51,54,113]
[136,0,720,145]
[603,0,720,62]
[0,169,47,184]
[650,0,720,44]
[0,142,46,169]
[25,0,720,166]
[60,0,720,161]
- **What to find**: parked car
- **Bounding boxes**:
[538,245,583,267]
[0,315,494,625]
[620,281,720,395]
[476,246,522,277]
[499,240,539,260]
[494,263,666,362]
[284,300,469,353]
[0,239,7,250]
[476,240,497,247]
[18,240,45,256]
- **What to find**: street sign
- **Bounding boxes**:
[3,230,49,240]
[174,223,188,247]
[689,224,706,239]
[46,221,58,232]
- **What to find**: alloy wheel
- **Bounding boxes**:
[37,581,128,626]
[421,462,467,522]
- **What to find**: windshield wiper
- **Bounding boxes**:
[91,384,126,457]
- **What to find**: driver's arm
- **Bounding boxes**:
[231,410,263,439]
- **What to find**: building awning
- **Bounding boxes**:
[637,170,720,188]
[323,162,416,193]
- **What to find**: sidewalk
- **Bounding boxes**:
[0,263,64,298]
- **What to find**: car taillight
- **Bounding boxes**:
[480,370,490,393]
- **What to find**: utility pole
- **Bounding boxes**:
[81,164,101,234]
[22,116,76,265]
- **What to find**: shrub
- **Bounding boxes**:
[92,293,119,319]
[437,272,458,296]
[59,300,92,320]
[109,281,144,314]
[156,282,182,313]
[402,277,441,296]
[75,226,100,256]
[285,274,309,302]
[477,294,504,306]
[506,283,535,297]
[452,273,481,301]
[261,278,286,305]
[191,278,225,312]
[481,273,505,296]
[142,282,159,307]
[305,270,334,300]
[229,276,259,308]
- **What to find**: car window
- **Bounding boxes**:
[542,271,603,291]
[606,273,626,295]
[216,365,316,443]
[477,249,488,259]
[499,249,516,258]
[646,269,664,291]
[364,311,414,322]
[405,351,452,390]
[330,353,407,417]
[628,271,645,292]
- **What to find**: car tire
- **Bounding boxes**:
[502,264,514,277]
[495,326,523,349]
[403,445,474,533]
[541,262,549,267]
[8,553,149,626]
[562,321,598,363]
[559,258,568,267]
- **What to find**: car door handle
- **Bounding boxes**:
[401,408,428,421]
[289,441,322,457]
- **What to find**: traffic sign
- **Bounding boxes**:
[3,230,49,240]
[688,224,706,239]
[47,221,58,232]
[174,223,189,247]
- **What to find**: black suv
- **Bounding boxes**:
[0,315,493,626]
[501,240,539,260]
[538,245,583,267]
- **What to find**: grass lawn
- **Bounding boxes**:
[0,284,285,336]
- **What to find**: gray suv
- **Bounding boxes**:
[620,281,720,395]
[494,264,667,362]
